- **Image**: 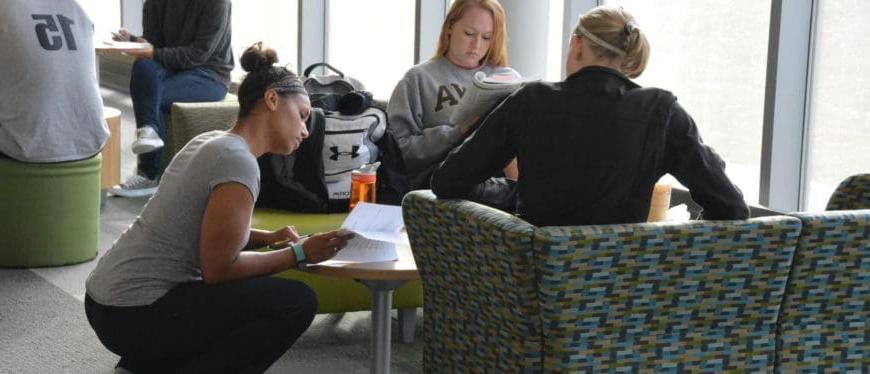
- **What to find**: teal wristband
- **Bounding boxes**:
[291,243,306,269]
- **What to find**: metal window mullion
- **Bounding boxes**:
[760,0,815,212]
[415,0,448,64]
[120,0,144,35]
[798,1,821,210]
[561,0,600,80]
[298,0,327,75]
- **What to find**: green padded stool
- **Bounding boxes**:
[252,208,423,342]
[0,154,101,267]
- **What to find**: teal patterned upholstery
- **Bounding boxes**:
[403,191,542,372]
[778,210,870,372]
[404,191,806,372]
[826,173,870,211]
[535,218,801,372]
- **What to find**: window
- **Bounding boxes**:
[327,0,416,100]
[76,0,121,40]
[448,0,564,81]
[231,0,299,81]
[546,0,565,81]
[604,1,772,204]
[804,0,870,211]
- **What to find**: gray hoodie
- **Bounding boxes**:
[387,57,509,189]
[143,0,234,88]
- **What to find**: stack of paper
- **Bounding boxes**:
[322,202,407,264]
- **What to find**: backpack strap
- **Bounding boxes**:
[303,62,345,78]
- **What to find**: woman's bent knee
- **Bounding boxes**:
[131,59,164,82]
[294,281,318,322]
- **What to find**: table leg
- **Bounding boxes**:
[358,280,406,374]
[398,308,416,343]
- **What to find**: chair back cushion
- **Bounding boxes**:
[403,191,541,372]
[170,94,239,153]
[826,173,870,210]
[778,210,870,372]
[534,217,801,372]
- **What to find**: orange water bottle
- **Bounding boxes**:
[647,182,672,222]
[349,162,379,210]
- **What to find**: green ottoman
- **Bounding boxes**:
[0,155,101,267]
[252,208,423,342]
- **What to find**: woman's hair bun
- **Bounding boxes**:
[240,42,279,73]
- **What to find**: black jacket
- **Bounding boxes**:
[432,66,749,226]
[143,0,234,87]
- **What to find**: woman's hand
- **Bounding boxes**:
[301,231,354,264]
[457,115,481,135]
[266,226,302,247]
[111,28,145,42]
[503,158,519,181]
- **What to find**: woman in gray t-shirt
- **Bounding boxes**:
[85,43,350,373]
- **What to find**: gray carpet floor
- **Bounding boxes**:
[0,270,118,373]
[0,88,423,373]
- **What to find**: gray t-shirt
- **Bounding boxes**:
[0,0,109,162]
[386,57,507,189]
[86,131,259,307]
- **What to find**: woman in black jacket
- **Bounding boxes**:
[431,5,749,226]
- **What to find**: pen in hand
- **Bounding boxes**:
[268,235,310,250]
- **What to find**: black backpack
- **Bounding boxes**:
[255,64,410,212]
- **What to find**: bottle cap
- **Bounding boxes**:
[351,171,376,183]
[356,161,380,174]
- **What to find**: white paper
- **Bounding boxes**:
[321,236,398,264]
[351,231,409,245]
[667,204,692,221]
[324,203,406,263]
[340,202,404,234]
[101,40,151,50]
[448,69,541,125]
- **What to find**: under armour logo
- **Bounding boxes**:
[329,145,361,161]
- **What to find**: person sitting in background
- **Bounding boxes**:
[85,44,350,373]
[387,0,518,200]
[109,0,234,197]
[0,0,108,162]
[432,5,749,226]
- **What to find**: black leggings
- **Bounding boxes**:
[85,277,317,374]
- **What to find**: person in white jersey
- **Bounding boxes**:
[0,0,108,163]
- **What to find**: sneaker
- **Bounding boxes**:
[132,126,164,154]
[109,172,158,197]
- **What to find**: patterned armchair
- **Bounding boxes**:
[403,191,541,372]
[535,218,801,372]
[826,173,870,210]
[403,190,802,372]
[777,210,870,372]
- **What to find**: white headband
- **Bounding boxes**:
[575,22,626,56]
